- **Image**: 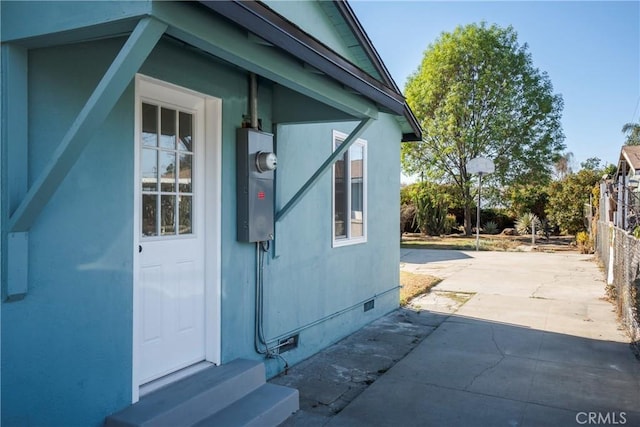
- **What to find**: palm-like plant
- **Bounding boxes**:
[515,213,542,235]
[622,122,640,146]
[483,221,499,235]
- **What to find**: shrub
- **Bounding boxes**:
[546,169,601,235]
[483,221,499,235]
[444,214,457,234]
[539,218,554,239]
[412,182,451,235]
[401,204,418,234]
[576,230,593,254]
[515,213,541,235]
[480,209,515,230]
[400,184,415,206]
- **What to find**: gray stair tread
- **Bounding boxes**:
[194,383,299,427]
[106,359,265,426]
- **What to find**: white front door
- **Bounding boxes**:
[134,76,220,388]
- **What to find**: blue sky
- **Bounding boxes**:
[350,0,640,176]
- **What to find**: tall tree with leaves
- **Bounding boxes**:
[580,157,602,171]
[403,23,565,234]
[622,122,640,145]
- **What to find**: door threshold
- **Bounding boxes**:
[140,361,215,397]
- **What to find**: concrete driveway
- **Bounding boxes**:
[329,249,640,426]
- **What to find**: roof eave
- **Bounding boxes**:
[197,0,422,140]
[400,103,422,142]
[198,1,404,112]
[331,0,421,141]
[619,146,640,176]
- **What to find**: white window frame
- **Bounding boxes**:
[332,130,367,247]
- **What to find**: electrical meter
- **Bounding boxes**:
[237,128,276,242]
[256,151,277,173]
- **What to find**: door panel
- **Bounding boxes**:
[141,265,162,343]
[139,240,205,382]
[136,80,207,385]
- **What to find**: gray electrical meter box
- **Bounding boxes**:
[236,128,276,242]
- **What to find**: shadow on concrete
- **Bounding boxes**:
[276,308,640,427]
[400,248,473,264]
[272,308,449,425]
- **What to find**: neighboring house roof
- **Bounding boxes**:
[334,158,363,178]
[198,0,422,142]
[618,145,640,176]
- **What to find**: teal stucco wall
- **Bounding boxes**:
[263,0,356,62]
[1,36,272,427]
[2,38,135,426]
[260,117,401,377]
[2,34,402,427]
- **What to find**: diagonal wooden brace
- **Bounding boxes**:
[8,17,167,233]
[3,17,166,301]
[275,118,374,223]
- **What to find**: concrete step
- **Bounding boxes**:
[105,359,272,427]
[194,383,299,427]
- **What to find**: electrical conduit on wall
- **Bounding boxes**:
[255,238,400,348]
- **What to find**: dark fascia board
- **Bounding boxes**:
[197,1,418,123]
[401,104,421,142]
[199,1,403,107]
[333,1,422,141]
[333,1,422,142]
[198,0,402,111]
[332,0,399,93]
[333,0,422,142]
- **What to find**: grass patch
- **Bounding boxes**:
[400,271,442,306]
[401,235,517,251]
[401,233,577,252]
[439,291,475,304]
[401,240,481,251]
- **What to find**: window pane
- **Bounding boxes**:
[161,195,176,235]
[179,153,193,193]
[141,148,158,191]
[334,152,347,238]
[160,108,176,149]
[179,112,193,152]
[142,194,157,237]
[179,195,192,235]
[159,151,176,192]
[350,145,364,237]
[142,104,158,147]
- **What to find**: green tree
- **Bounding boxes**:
[503,183,548,219]
[580,157,602,171]
[403,23,565,235]
[546,169,601,235]
[622,122,640,145]
[603,163,617,179]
